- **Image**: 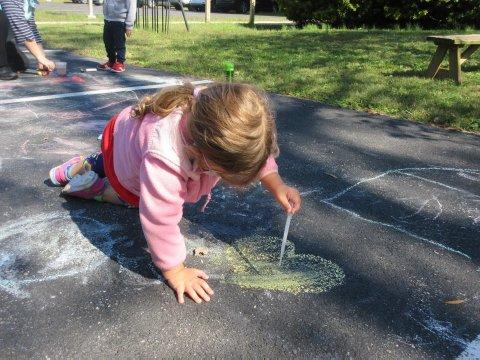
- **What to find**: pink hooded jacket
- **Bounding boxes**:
[111,105,278,271]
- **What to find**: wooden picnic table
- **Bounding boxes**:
[426,34,480,84]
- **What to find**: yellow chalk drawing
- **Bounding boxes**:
[211,236,345,294]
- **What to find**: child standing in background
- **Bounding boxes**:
[49,83,301,304]
[98,0,137,73]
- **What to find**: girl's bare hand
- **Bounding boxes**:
[163,265,214,304]
[274,184,301,214]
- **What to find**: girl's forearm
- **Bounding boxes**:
[260,172,285,195]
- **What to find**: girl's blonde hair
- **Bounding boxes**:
[132,82,279,186]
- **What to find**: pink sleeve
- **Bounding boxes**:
[258,155,278,180]
[139,153,187,271]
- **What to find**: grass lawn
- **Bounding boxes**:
[36,10,104,22]
[37,17,480,132]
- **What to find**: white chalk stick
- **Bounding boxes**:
[278,213,293,266]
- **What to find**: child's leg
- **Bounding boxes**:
[101,181,126,205]
[49,155,84,186]
[62,171,126,206]
[61,152,126,206]
[49,152,103,186]
[112,22,126,63]
[103,20,116,64]
[83,152,106,177]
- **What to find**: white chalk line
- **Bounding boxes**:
[300,188,323,196]
[323,167,480,202]
[457,334,480,359]
[393,196,443,222]
[0,80,212,105]
[407,308,469,349]
[324,201,470,259]
[406,307,480,357]
[459,171,480,182]
[303,167,480,259]
[403,172,480,200]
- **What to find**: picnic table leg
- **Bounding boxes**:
[426,45,448,78]
[449,45,462,85]
[460,45,479,65]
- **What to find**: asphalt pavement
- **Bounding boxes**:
[0,51,479,359]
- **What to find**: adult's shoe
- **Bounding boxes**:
[0,66,18,80]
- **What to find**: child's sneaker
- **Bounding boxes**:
[49,156,83,186]
[61,171,106,200]
[111,62,125,73]
[97,61,113,71]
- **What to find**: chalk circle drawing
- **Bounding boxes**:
[221,236,344,294]
[0,209,343,299]
[186,234,345,294]
[313,167,480,260]
[0,211,160,299]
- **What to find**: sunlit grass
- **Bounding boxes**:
[36,10,104,22]
[39,21,480,131]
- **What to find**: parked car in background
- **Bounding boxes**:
[170,0,191,10]
[187,0,204,11]
[134,0,189,9]
[136,0,163,7]
[213,0,278,14]
[187,0,217,11]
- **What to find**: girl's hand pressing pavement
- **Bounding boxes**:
[163,264,214,304]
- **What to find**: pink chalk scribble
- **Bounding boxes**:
[50,75,86,85]
[52,110,89,120]
[46,137,96,156]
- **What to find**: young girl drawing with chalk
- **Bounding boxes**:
[49,82,301,304]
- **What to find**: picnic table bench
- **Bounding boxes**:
[426,34,480,84]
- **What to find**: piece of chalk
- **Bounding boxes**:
[278,213,293,266]
[81,68,97,72]
[24,69,47,76]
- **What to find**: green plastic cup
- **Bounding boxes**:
[224,61,234,83]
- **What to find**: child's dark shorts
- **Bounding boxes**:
[85,152,106,178]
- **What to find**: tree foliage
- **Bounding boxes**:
[277,0,480,29]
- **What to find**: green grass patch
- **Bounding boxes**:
[36,10,103,22]
[38,21,480,132]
